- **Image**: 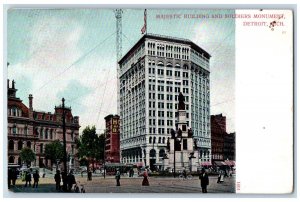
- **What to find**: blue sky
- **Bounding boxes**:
[7,9,235,133]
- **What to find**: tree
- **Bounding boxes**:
[19,147,36,167]
[44,140,64,167]
[76,126,105,171]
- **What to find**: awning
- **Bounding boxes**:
[214,161,227,166]
[224,160,235,166]
[201,161,212,166]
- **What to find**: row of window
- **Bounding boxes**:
[148,136,166,144]
[8,126,27,135]
[8,107,22,117]
[148,68,189,78]
[8,140,76,154]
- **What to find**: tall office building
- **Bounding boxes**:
[118,34,211,169]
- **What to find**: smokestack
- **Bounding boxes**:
[29,94,33,110]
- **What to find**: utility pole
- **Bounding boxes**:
[115,9,123,116]
[103,130,106,179]
[62,98,68,191]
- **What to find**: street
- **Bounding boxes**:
[9,175,235,194]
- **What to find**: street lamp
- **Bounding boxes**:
[171,129,183,178]
[61,98,68,192]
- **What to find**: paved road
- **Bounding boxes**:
[9,175,235,194]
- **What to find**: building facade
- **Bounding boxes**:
[104,114,120,163]
[118,34,211,169]
[211,114,236,165]
[224,132,235,161]
[7,79,80,169]
[211,114,226,163]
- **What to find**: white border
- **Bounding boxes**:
[1,0,298,200]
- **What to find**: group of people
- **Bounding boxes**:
[24,169,40,188]
[54,170,76,192]
[8,168,18,189]
[115,168,149,186]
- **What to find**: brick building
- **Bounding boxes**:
[224,132,235,161]
[211,114,235,165]
[104,114,120,163]
[7,79,80,169]
[211,114,226,163]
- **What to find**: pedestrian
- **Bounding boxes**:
[199,168,209,193]
[67,170,76,192]
[229,169,233,177]
[11,169,18,186]
[8,168,12,189]
[54,170,61,191]
[220,170,224,183]
[217,170,221,183]
[32,170,40,188]
[182,168,187,179]
[115,168,121,186]
[142,169,149,186]
[61,171,67,192]
[87,170,92,181]
[24,170,32,187]
[130,168,134,177]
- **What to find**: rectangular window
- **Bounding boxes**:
[183,139,187,150]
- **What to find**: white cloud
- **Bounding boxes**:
[8,16,118,134]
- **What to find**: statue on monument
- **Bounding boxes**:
[178,92,185,110]
[171,129,176,139]
[188,128,193,138]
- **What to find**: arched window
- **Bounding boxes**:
[49,129,53,140]
[13,125,17,134]
[9,156,14,163]
[162,137,165,144]
[159,149,165,158]
[27,141,31,148]
[24,126,28,135]
[40,128,43,139]
[8,140,14,150]
[153,137,156,144]
[158,137,161,143]
[13,107,17,116]
[166,63,172,67]
[157,61,164,66]
[150,149,156,158]
[149,137,152,144]
[18,141,23,150]
[40,144,44,154]
[45,129,48,139]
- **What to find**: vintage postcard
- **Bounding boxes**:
[3,7,293,196]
